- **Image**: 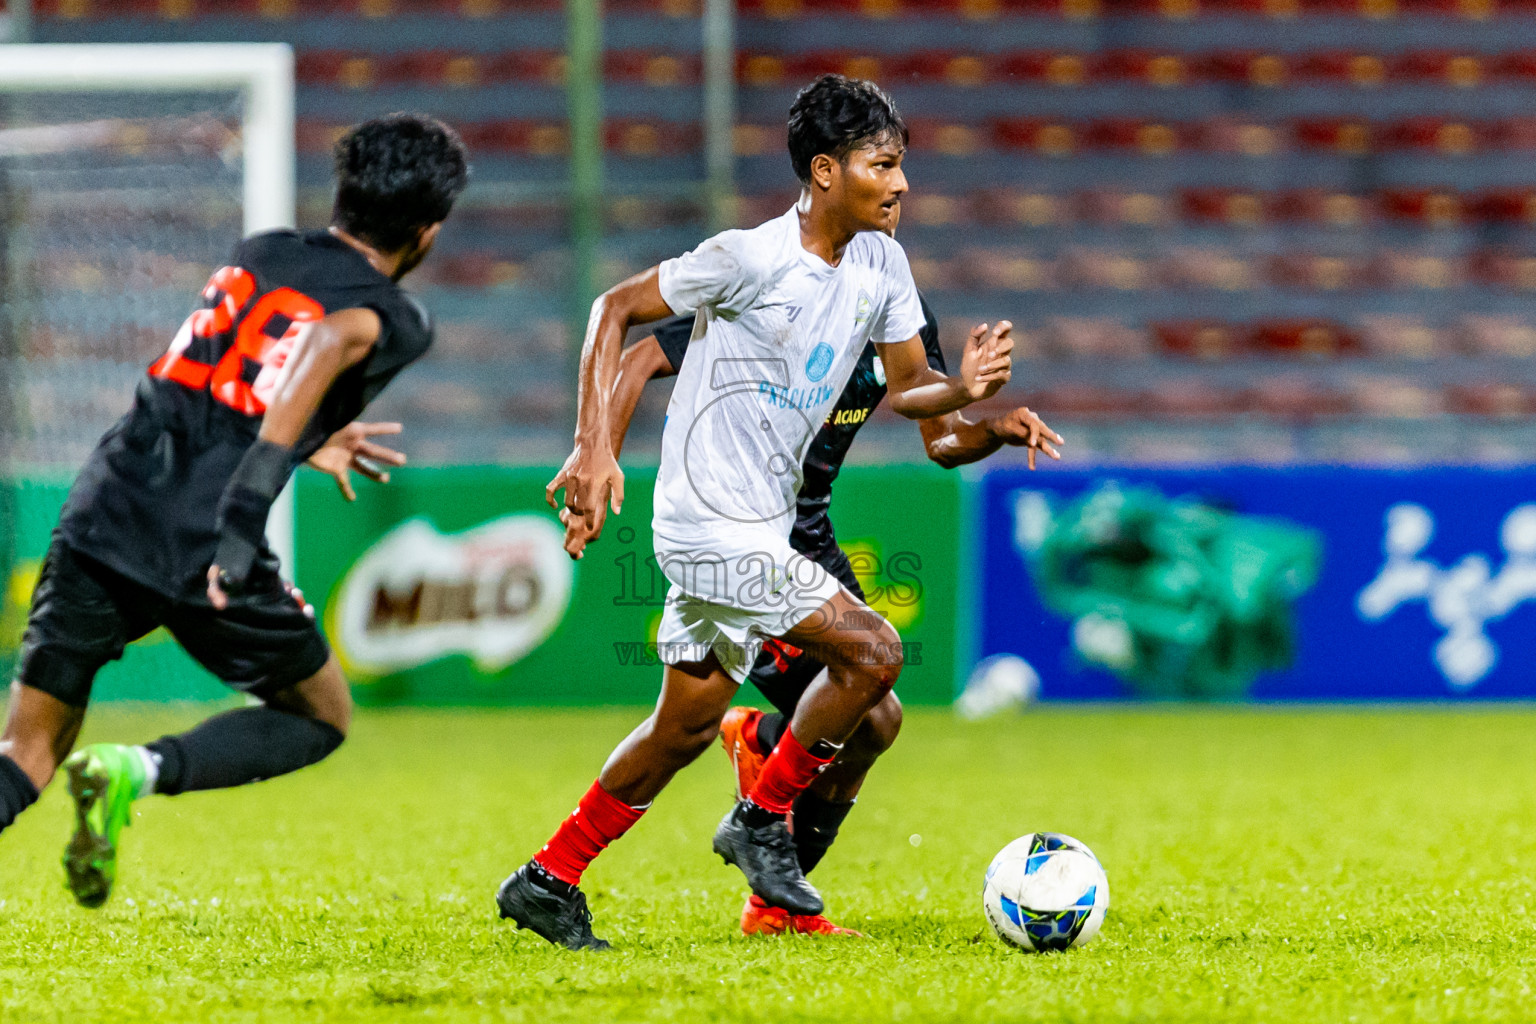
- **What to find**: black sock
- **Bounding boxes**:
[144,706,343,795]
[526,860,577,897]
[755,712,789,754]
[791,791,856,874]
[740,798,786,829]
[0,755,39,833]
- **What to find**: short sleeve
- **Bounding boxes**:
[871,241,927,346]
[918,294,947,373]
[657,230,765,319]
[650,315,695,373]
[361,289,434,379]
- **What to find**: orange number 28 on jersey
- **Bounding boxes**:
[149,266,324,416]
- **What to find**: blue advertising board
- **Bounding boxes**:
[978,467,1536,701]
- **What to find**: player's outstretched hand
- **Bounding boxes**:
[308,421,407,501]
[990,406,1065,471]
[960,321,1014,402]
[546,443,624,560]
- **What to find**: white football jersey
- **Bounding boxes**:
[651,207,927,549]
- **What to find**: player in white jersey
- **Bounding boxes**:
[495,75,1013,950]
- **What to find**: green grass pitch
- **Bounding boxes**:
[2,704,1534,1023]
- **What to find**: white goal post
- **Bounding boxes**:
[0,42,298,568]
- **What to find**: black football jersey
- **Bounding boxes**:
[654,294,944,558]
[58,229,434,600]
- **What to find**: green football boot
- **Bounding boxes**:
[61,743,147,908]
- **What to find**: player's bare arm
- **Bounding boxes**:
[308,420,408,501]
[545,269,675,558]
[560,334,677,558]
[878,319,1013,420]
[920,404,1064,471]
[207,307,383,609]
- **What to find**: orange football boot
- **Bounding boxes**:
[789,912,864,937]
[740,894,792,935]
[740,895,864,937]
[719,706,766,800]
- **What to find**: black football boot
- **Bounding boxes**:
[712,798,823,916]
[495,862,611,951]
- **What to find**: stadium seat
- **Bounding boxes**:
[1153,320,1250,359]
[1028,384,1144,419]
[1144,380,1249,418]
[1356,316,1444,358]
[1252,319,1362,357]
[1247,376,1354,420]
[1446,382,1535,417]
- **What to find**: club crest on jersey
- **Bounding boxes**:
[854,289,873,327]
[805,342,835,383]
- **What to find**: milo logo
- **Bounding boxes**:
[329,515,573,678]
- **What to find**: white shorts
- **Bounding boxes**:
[654,530,844,683]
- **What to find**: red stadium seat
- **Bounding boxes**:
[605,50,701,86]
[1383,117,1480,154]
[1379,189,1464,226]
[1100,50,1189,88]
[1471,189,1536,224]
[997,52,1096,86]
[1153,320,1250,359]
[481,51,565,85]
[1043,318,1152,359]
[1144,381,1249,419]
[1029,384,1144,419]
[1267,253,1369,291]
[1392,50,1485,87]
[1247,376,1353,420]
[1446,383,1535,418]
[1252,319,1362,357]
[1294,52,1387,88]
[1294,118,1373,155]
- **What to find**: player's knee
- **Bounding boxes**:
[850,628,904,699]
[266,660,353,738]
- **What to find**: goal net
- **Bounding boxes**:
[0,44,293,690]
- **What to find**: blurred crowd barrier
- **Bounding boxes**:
[8,462,1536,703]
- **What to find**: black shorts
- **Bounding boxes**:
[14,535,330,708]
[746,542,865,717]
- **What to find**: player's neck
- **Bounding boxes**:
[328,226,406,280]
[795,194,858,268]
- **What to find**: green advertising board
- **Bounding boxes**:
[293,464,963,707]
[0,476,228,701]
[1,465,962,706]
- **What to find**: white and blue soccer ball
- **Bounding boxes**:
[983,832,1109,952]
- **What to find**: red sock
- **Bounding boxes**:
[746,728,834,815]
[533,780,647,886]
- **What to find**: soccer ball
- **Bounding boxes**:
[983,832,1109,952]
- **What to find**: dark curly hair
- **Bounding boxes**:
[331,113,469,253]
[786,74,908,186]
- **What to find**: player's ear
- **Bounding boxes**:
[416,222,443,252]
[810,153,838,193]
